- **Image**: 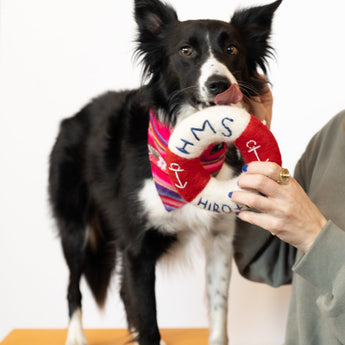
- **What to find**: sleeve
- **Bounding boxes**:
[233,218,297,287]
[288,113,345,341]
[293,128,320,194]
[293,221,345,343]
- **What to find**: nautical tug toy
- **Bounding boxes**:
[148,84,282,213]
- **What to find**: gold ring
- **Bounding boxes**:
[277,168,290,185]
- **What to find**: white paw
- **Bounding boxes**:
[65,332,88,345]
[209,335,228,345]
[65,309,88,345]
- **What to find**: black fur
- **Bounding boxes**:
[49,1,281,344]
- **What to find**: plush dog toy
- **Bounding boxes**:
[165,105,282,213]
[148,84,282,213]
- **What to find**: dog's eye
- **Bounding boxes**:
[179,46,193,57]
[226,45,238,55]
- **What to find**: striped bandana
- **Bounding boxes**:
[148,110,227,212]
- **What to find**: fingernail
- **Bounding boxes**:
[228,192,233,198]
[242,164,248,172]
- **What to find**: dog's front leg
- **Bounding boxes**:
[204,222,235,345]
[121,248,161,345]
[120,228,176,345]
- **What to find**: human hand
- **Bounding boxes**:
[244,76,273,128]
[230,161,327,252]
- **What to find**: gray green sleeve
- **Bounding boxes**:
[293,221,345,343]
[233,219,297,287]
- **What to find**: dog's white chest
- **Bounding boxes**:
[138,178,235,237]
[138,179,212,232]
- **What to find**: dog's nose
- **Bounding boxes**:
[206,76,231,96]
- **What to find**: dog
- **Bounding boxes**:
[49,1,282,344]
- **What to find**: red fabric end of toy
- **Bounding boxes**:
[235,115,282,166]
[165,149,211,202]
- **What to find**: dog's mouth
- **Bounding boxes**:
[194,84,243,109]
[214,84,243,105]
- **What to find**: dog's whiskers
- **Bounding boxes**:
[237,81,261,97]
[169,86,198,101]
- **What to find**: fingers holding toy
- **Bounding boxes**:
[238,161,290,198]
[242,161,288,187]
[231,162,327,252]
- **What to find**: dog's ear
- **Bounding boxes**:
[135,0,178,37]
[134,0,178,79]
[230,0,282,75]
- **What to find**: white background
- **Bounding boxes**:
[1,0,345,344]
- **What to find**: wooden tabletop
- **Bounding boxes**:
[1,329,209,345]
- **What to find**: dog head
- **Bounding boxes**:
[134,0,282,125]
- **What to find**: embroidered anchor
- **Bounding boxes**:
[169,163,187,189]
[246,140,269,162]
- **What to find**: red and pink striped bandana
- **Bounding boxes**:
[148,110,227,212]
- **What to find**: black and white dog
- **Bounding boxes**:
[49,1,281,344]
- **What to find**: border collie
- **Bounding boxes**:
[49,1,281,344]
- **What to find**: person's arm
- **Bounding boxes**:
[233,111,345,341]
[291,121,345,343]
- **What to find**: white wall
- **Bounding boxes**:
[1,0,344,344]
